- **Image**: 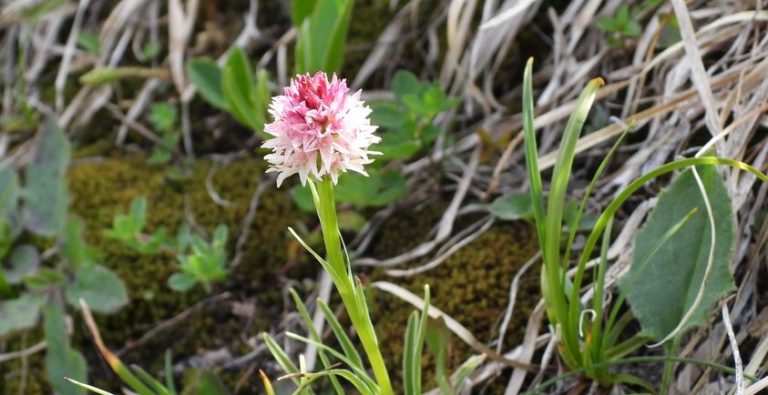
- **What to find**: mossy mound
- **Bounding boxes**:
[370,208,540,391]
[2,153,308,394]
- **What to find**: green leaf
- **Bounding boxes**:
[297,0,354,72]
[391,70,421,100]
[490,193,533,221]
[620,166,735,342]
[403,285,429,395]
[623,20,642,37]
[422,86,449,116]
[336,210,367,232]
[292,0,317,26]
[370,102,404,130]
[130,196,147,230]
[290,185,316,212]
[77,31,101,54]
[0,165,19,221]
[0,222,13,260]
[65,265,128,314]
[149,103,178,133]
[212,225,228,249]
[401,94,427,116]
[141,43,161,60]
[180,370,228,395]
[369,170,408,206]
[563,201,599,231]
[376,126,422,161]
[187,58,227,110]
[9,0,68,22]
[317,299,364,369]
[62,216,99,269]
[252,69,271,139]
[0,293,45,335]
[168,272,197,292]
[5,244,40,284]
[176,223,192,251]
[261,333,304,389]
[24,268,66,290]
[45,300,87,395]
[425,318,452,395]
[287,289,345,394]
[451,355,485,393]
[658,14,682,48]
[334,170,407,207]
[24,120,70,236]
[222,48,261,131]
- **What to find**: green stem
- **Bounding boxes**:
[315,179,394,395]
[661,337,680,395]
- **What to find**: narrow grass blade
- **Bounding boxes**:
[521,58,545,239]
[289,369,376,395]
[606,335,649,360]
[284,332,378,392]
[317,299,364,369]
[403,312,420,395]
[164,351,176,395]
[287,227,342,282]
[562,126,630,266]
[403,285,430,395]
[288,289,344,394]
[451,355,485,393]
[261,333,305,389]
[131,366,171,395]
[426,318,453,395]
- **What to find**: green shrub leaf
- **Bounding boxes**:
[44,300,87,395]
[620,166,735,342]
[222,48,260,131]
[5,244,40,284]
[391,70,421,100]
[490,193,533,221]
[65,265,128,314]
[0,165,19,221]
[188,58,227,110]
[24,121,70,236]
[168,272,197,292]
[0,293,45,335]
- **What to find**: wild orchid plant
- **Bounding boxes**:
[260,72,431,395]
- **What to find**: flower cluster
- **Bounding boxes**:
[263,72,380,187]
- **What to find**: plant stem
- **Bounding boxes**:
[661,336,680,395]
[315,179,394,395]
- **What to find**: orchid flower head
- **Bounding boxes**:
[262,72,380,187]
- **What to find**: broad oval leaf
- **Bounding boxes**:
[620,166,735,342]
[24,121,70,237]
[0,165,19,221]
[168,272,197,292]
[44,300,87,395]
[65,265,128,314]
[188,58,227,110]
[391,70,421,100]
[0,293,45,335]
[490,193,533,221]
[222,48,259,131]
[5,244,40,284]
